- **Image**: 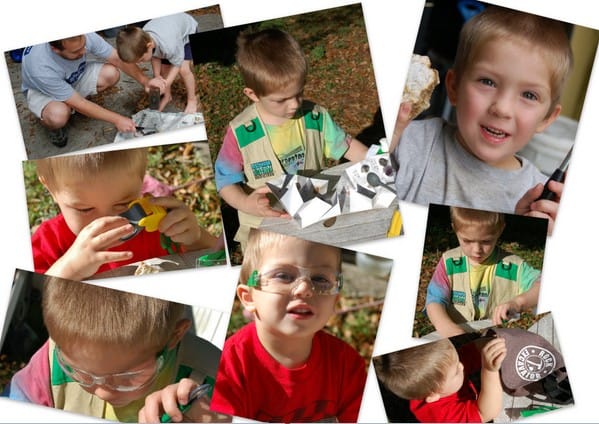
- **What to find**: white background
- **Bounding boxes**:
[0,0,597,422]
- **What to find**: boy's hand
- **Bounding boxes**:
[147,76,167,94]
[389,102,412,153]
[492,301,519,325]
[243,186,291,219]
[515,180,563,235]
[48,216,134,280]
[139,378,231,423]
[150,196,212,250]
[481,337,507,372]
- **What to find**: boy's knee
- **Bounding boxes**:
[179,61,193,77]
[97,64,120,91]
[41,102,71,129]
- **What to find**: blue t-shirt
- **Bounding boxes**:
[21,33,113,101]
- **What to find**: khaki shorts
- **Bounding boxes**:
[26,61,105,118]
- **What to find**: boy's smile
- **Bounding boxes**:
[447,38,560,170]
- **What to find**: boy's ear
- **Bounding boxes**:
[536,104,561,133]
[237,284,256,313]
[167,318,192,349]
[243,87,260,103]
[445,69,459,106]
[425,392,441,403]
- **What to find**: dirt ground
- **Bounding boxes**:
[5,13,223,160]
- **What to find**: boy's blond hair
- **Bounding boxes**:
[35,147,147,192]
[43,276,185,353]
[116,26,153,63]
[453,6,573,112]
[236,28,307,97]
[240,229,341,286]
[450,206,505,237]
[373,339,458,400]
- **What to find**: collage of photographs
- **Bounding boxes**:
[0,0,597,422]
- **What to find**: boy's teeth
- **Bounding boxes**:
[485,126,506,137]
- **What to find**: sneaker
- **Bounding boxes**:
[48,127,68,147]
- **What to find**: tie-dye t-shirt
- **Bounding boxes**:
[215,108,350,191]
[426,248,540,319]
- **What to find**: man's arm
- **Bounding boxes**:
[64,91,136,132]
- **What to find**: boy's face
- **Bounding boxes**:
[243,80,304,125]
[136,42,154,64]
[447,38,560,170]
[454,225,501,265]
[429,347,465,401]
[239,238,339,344]
[46,168,143,235]
[57,343,162,407]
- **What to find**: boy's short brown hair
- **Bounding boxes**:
[35,147,147,193]
[453,6,573,112]
[116,26,153,63]
[450,206,505,237]
[240,229,342,286]
[236,28,307,97]
[373,339,458,400]
[43,276,185,353]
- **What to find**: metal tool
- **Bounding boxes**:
[366,172,396,194]
[160,383,212,423]
[149,86,161,110]
[537,147,572,201]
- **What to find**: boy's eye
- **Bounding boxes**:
[311,274,335,285]
[479,78,495,87]
[522,91,538,101]
[75,207,93,214]
[270,271,295,284]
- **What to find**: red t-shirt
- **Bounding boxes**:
[410,344,483,423]
[31,214,171,275]
[210,322,367,422]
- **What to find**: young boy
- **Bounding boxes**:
[4,276,226,423]
[214,28,369,248]
[426,207,541,338]
[21,33,152,146]
[210,229,367,422]
[392,6,573,234]
[31,147,217,281]
[116,13,199,113]
[373,336,507,423]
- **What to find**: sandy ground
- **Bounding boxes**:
[5,13,223,160]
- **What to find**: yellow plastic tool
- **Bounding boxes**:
[387,209,403,237]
